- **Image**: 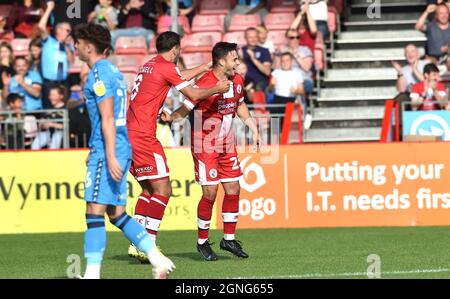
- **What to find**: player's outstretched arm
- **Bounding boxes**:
[180,79,230,101]
[181,62,212,81]
[164,105,191,123]
[237,102,260,152]
[98,97,124,181]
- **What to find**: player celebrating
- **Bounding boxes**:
[127,31,231,263]
[163,42,261,261]
[75,24,174,279]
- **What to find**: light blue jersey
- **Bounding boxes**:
[83,59,131,205]
[41,35,71,81]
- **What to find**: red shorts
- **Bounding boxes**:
[128,131,170,182]
[192,148,242,185]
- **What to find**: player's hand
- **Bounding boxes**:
[160,110,172,123]
[253,132,261,152]
[107,157,124,182]
[216,79,231,93]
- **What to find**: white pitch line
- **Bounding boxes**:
[228,268,450,279]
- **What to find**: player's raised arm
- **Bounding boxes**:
[179,79,230,101]
[180,61,212,81]
[237,101,261,152]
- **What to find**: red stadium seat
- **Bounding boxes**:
[329,0,345,15]
[328,6,338,34]
[68,55,84,74]
[109,54,144,73]
[228,14,261,32]
[157,15,191,35]
[181,52,212,69]
[223,31,247,48]
[181,33,214,53]
[122,72,137,93]
[191,15,224,33]
[141,54,156,65]
[0,4,12,18]
[199,0,231,15]
[314,47,324,72]
[268,0,299,13]
[114,36,147,55]
[11,38,31,57]
[264,13,295,31]
[266,30,287,51]
[149,37,157,54]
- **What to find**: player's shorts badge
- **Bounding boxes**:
[94,81,106,97]
[209,169,218,179]
[237,84,242,94]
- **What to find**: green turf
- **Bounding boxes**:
[1,226,450,279]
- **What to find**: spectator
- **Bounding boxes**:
[37,1,74,109]
[225,0,268,31]
[3,93,25,149]
[235,59,255,104]
[0,42,15,105]
[6,0,45,38]
[269,52,307,127]
[289,1,318,54]
[410,63,448,111]
[256,25,275,55]
[275,28,315,98]
[239,27,272,91]
[68,97,91,148]
[88,0,119,31]
[31,85,67,150]
[112,0,158,49]
[2,56,43,112]
[302,0,328,40]
[0,15,14,42]
[159,0,199,26]
[416,3,450,65]
[28,37,42,75]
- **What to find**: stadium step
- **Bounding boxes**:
[303,127,381,143]
[312,106,385,122]
[346,12,422,22]
[336,30,426,45]
[324,67,397,83]
[330,47,425,63]
[317,86,397,103]
[350,0,427,7]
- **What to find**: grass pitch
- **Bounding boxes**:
[1,226,450,279]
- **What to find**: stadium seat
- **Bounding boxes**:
[223,31,247,48]
[141,54,156,65]
[11,38,31,57]
[228,14,261,32]
[266,30,287,51]
[329,0,345,15]
[109,54,144,73]
[314,47,324,72]
[191,15,224,33]
[328,6,338,34]
[68,55,84,74]
[199,0,231,15]
[264,13,296,31]
[149,38,157,54]
[268,0,299,13]
[181,33,214,53]
[157,15,191,35]
[181,52,212,69]
[0,4,12,18]
[122,72,137,93]
[114,36,147,55]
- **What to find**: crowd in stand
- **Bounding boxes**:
[4,0,447,149]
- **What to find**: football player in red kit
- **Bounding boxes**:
[127,31,231,268]
[163,42,261,261]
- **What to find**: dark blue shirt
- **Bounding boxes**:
[242,45,272,90]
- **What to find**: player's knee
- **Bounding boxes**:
[225,183,240,196]
[203,186,218,201]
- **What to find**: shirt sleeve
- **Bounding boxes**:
[163,64,190,91]
[93,66,115,104]
[438,83,447,97]
[31,71,43,85]
[410,83,421,101]
[261,48,272,64]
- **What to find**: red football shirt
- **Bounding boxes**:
[410,81,447,111]
[127,55,190,138]
[183,71,245,152]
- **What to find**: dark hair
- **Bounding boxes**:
[49,85,69,101]
[156,31,181,53]
[74,24,111,56]
[280,52,293,59]
[212,42,238,66]
[6,93,23,106]
[13,56,28,65]
[423,63,440,74]
[29,37,42,50]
